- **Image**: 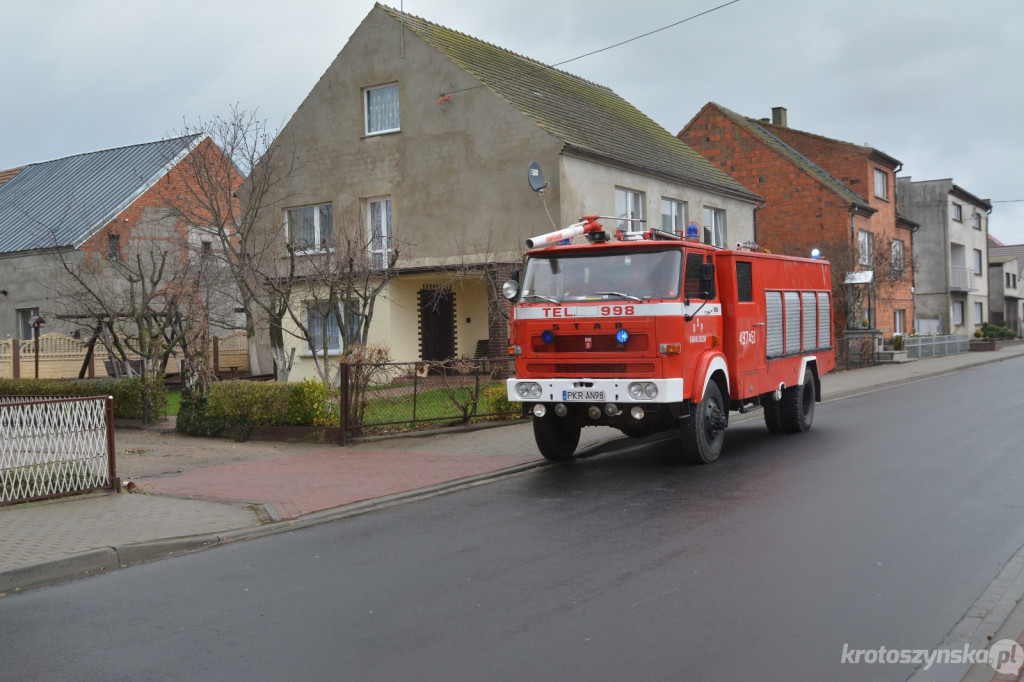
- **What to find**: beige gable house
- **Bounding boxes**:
[262,3,761,377]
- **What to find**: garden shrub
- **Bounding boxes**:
[479,384,521,417]
[0,376,163,419]
[177,379,334,439]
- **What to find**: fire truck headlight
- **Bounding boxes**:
[554,403,568,417]
[502,280,519,300]
[630,406,645,420]
[532,404,546,418]
[541,329,555,343]
[516,382,542,399]
[628,382,658,400]
[616,329,630,344]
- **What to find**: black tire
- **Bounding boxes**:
[681,381,726,464]
[532,414,581,461]
[781,371,815,433]
[763,394,784,433]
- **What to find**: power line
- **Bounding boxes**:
[439,0,741,99]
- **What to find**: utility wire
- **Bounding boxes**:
[439,0,740,99]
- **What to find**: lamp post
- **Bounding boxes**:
[30,315,45,379]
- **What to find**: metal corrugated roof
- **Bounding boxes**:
[0,135,202,255]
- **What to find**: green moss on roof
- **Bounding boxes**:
[377,4,758,202]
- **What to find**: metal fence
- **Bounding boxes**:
[0,396,117,505]
[339,357,521,441]
[904,334,970,359]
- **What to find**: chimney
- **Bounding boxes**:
[771,107,787,127]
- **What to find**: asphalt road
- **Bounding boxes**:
[2,358,1024,681]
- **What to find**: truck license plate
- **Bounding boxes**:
[563,390,605,401]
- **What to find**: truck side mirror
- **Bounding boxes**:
[700,263,715,299]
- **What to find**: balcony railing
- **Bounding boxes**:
[949,266,976,292]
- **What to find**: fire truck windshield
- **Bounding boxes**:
[521,249,682,303]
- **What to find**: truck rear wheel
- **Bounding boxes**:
[532,413,581,461]
[681,381,726,464]
[781,372,815,432]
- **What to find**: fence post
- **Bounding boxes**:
[106,396,121,492]
[11,338,19,380]
[213,336,220,377]
[338,361,349,447]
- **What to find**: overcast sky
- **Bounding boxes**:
[2,0,1022,243]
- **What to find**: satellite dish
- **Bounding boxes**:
[527,161,548,193]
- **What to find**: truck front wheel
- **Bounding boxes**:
[781,372,815,432]
[681,382,726,464]
[532,413,581,461]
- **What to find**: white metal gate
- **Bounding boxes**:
[0,396,116,504]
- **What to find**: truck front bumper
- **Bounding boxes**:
[506,378,684,405]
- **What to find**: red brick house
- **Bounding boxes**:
[0,135,241,342]
[679,104,916,341]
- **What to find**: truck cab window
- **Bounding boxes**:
[736,261,753,302]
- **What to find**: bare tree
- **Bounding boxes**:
[160,106,305,380]
[282,213,401,386]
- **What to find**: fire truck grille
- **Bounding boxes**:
[531,334,649,353]
[526,363,656,376]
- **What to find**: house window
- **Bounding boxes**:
[17,307,39,340]
[972,212,981,229]
[702,207,726,247]
[107,233,121,260]
[953,301,964,326]
[894,309,905,336]
[858,230,873,266]
[874,169,888,200]
[973,248,983,275]
[952,203,963,222]
[287,203,333,251]
[367,197,394,270]
[615,187,645,232]
[974,302,984,325]
[891,239,904,274]
[306,304,342,355]
[364,84,400,135]
[661,198,686,233]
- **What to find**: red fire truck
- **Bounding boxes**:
[503,216,835,464]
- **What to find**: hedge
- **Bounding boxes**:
[0,377,163,419]
[176,379,334,439]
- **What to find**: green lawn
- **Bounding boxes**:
[165,390,181,416]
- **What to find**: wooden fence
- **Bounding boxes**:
[0,331,250,380]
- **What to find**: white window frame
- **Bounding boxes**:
[367,196,394,270]
[873,169,888,200]
[17,307,40,341]
[615,187,645,233]
[952,202,963,222]
[660,197,686,234]
[974,301,984,325]
[364,83,400,136]
[859,230,873,266]
[953,301,964,326]
[306,303,343,356]
[891,239,904,273]
[702,206,726,248]
[893,309,905,336]
[972,212,981,230]
[286,202,333,252]
[973,248,983,275]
